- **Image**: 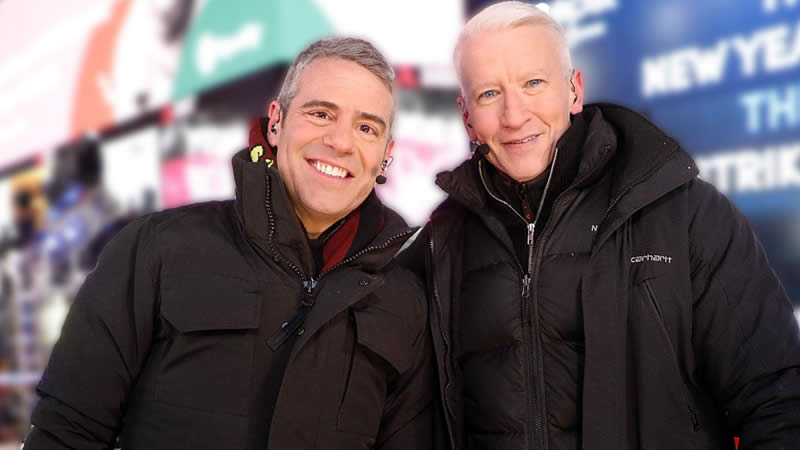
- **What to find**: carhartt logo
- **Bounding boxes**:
[631,254,673,264]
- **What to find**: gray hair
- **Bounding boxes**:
[277,37,395,117]
[454,1,573,83]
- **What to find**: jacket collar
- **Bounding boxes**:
[434,104,697,230]
[230,148,412,276]
[482,111,589,225]
[436,105,616,212]
[586,104,698,249]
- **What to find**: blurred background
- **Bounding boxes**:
[0,0,798,445]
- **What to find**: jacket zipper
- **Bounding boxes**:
[478,157,557,450]
[263,176,413,349]
[479,143,616,450]
[643,279,700,432]
[267,278,316,350]
[267,230,412,350]
[477,164,532,318]
[429,235,457,448]
[523,220,545,450]
[521,223,534,301]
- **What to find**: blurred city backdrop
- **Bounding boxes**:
[0,0,798,445]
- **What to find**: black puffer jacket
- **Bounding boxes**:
[25,150,435,450]
[408,104,800,450]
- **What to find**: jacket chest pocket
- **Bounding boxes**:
[157,274,262,416]
[337,305,412,437]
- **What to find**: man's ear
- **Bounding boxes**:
[569,69,585,115]
[267,101,282,148]
[382,139,395,173]
[457,96,478,141]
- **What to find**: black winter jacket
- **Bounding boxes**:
[25,150,435,450]
[408,104,800,450]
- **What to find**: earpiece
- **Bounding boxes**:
[376,158,392,184]
[569,68,577,104]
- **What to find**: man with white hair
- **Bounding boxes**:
[402,2,800,449]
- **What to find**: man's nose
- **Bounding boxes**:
[321,120,355,154]
[499,89,528,130]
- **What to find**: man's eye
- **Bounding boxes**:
[359,124,376,135]
[527,79,542,87]
[310,111,329,120]
[479,90,498,99]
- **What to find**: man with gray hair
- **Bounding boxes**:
[402,2,800,449]
[24,37,435,450]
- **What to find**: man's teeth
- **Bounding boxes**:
[511,135,536,144]
[312,160,348,178]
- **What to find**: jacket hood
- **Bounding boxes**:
[592,103,696,197]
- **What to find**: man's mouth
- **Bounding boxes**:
[505,134,539,145]
[309,159,351,179]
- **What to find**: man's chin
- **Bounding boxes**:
[297,188,370,225]
[492,161,549,183]
[302,198,357,220]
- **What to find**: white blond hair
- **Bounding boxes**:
[454,1,573,85]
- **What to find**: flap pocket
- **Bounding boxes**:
[353,306,412,375]
[337,306,415,437]
[161,274,262,332]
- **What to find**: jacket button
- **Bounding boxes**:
[359,279,369,287]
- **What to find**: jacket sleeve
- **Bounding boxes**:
[24,216,159,449]
[374,273,435,450]
[688,179,800,448]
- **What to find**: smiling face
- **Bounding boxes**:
[267,56,394,237]
[457,24,583,182]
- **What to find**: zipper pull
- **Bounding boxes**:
[527,222,536,245]
[521,274,531,298]
[267,278,316,350]
[303,278,317,293]
[689,406,700,432]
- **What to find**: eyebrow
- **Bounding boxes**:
[470,71,550,97]
[299,99,339,112]
[300,99,388,134]
[358,111,388,134]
